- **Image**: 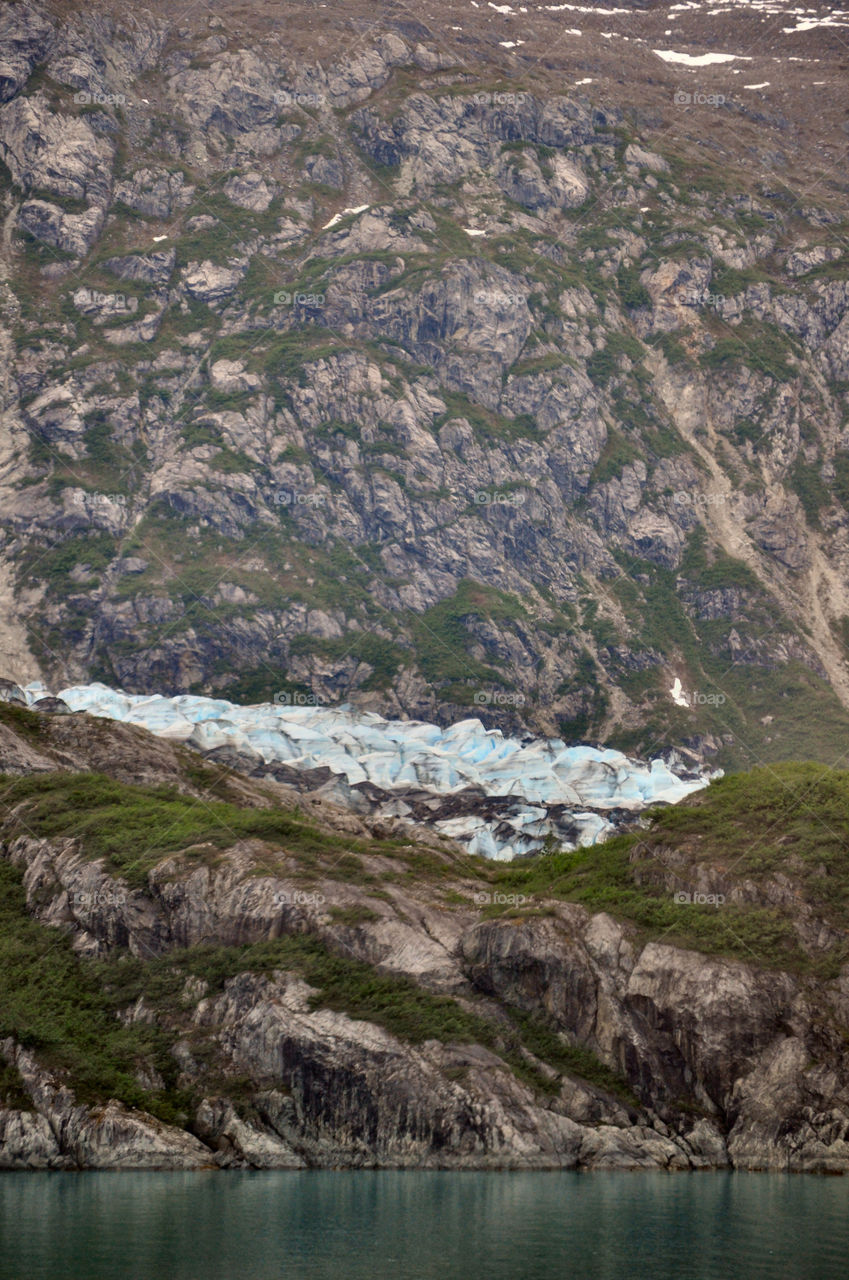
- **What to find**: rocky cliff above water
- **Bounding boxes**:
[1,698,847,1172]
[1,1,849,771]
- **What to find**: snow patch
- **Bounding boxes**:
[322,205,369,231]
[654,49,751,65]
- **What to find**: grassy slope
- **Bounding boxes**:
[496,763,849,976]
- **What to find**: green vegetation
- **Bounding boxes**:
[832,452,849,511]
[650,331,690,365]
[289,633,405,690]
[711,266,772,296]
[587,332,645,387]
[616,263,651,311]
[209,447,255,474]
[18,533,116,593]
[679,526,759,591]
[731,418,763,450]
[209,328,346,391]
[0,849,633,1116]
[509,352,570,379]
[589,427,641,484]
[790,457,830,529]
[494,763,849,976]
[699,322,798,383]
[435,391,539,444]
[410,579,526,686]
[0,772,359,887]
[598,540,849,769]
[556,649,609,741]
[0,857,190,1122]
[3,716,849,1136]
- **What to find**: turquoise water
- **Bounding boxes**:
[0,1170,846,1279]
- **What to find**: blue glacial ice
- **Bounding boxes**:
[22,682,715,861]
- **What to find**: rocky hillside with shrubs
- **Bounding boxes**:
[1,698,849,1171]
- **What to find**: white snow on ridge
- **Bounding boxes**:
[654,49,751,65]
[322,204,369,231]
[22,682,712,861]
[783,14,849,31]
[540,4,631,13]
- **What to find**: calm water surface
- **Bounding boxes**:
[0,1170,846,1280]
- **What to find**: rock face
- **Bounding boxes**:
[0,4,52,104]
[0,704,847,1172]
[0,1,848,771]
[0,1040,213,1170]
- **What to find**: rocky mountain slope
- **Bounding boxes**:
[1,698,848,1171]
[1,0,849,772]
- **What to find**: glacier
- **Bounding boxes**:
[20,682,715,861]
